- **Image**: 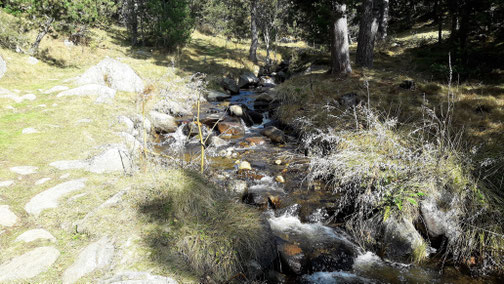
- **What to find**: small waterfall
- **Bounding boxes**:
[163,124,187,155]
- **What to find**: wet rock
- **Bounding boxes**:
[400,80,416,90]
[267,270,287,283]
[238,71,260,89]
[206,90,231,102]
[217,121,245,137]
[278,241,307,275]
[15,229,56,243]
[277,71,287,83]
[229,104,244,116]
[182,121,200,137]
[261,126,285,143]
[10,166,38,175]
[227,180,248,195]
[275,175,285,183]
[245,136,266,146]
[310,245,355,272]
[77,57,144,93]
[25,179,87,216]
[0,205,18,227]
[220,77,239,95]
[99,271,178,284]
[0,55,6,79]
[57,84,116,104]
[200,113,222,127]
[383,216,425,263]
[210,136,228,148]
[260,76,276,88]
[149,111,178,133]
[63,237,114,284]
[339,93,360,108]
[275,160,282,165]
[0,246,60,282]
[239,161,252,171]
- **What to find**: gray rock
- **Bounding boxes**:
[118,116,136,135]
[43,85,69,94]
[25,179,87,216]
[118,132,143,154]
[77,118,93,124]
[149,111,178,133]
[154,100,192,117]
[35,178,51,185]
[49,160,88,170]
[421,194,461,239]
[0,55,6,79]
[27,56,39,65]
[0,180,14,187]
[131,114,152,135]
[260,126,285,144]
[10,166,38,175]
[206,90,231,102]
[88,146,133,174]
[77,58,144,93]
[227,180,248,195]
[238,72,260,89]
[0,246,60,281]
[220,77,239,95]
[21,94,36,101]
[383,216,425,263]
[0,205,18,227]
[60,173,71,179]
[210,136,228,148]
[15,229,56,243]
[100,271,178,284]
[57,84,116,104]
[63,237,114,284]
[22,127,39,134]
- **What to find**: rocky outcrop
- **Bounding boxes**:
[0,247,60,282]
[77,58,144,93]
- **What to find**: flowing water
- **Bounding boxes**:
[156,88,499,283]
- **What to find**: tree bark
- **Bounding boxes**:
[377,0,389,40]
[330,3,352,74]
[264,27,271,64]
[249,0,259,63]
[30,17,54,55]
[124,0,139,46]
[356,0,379,68]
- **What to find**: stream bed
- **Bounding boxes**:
[155,85,498,283]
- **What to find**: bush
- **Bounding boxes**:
[0,11,29,50]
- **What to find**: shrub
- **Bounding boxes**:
[0,11,29,50]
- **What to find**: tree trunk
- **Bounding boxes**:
[377,0,389,40]
[30,17,54,55]
[125,0,138,46]
[264,27,271,64]
[356,0,379,68]
[249,0,259,64]
[330,4,352,74]
[434,0,443,44]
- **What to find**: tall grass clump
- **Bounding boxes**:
[0,11,29,50]
[138,170,274,281]
[293,104,504,274]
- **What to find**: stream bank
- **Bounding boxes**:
[149,64,500,283]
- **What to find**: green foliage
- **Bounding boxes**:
[0,9,29,49]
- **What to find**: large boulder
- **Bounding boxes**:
[0,55,6,80]
[149,111,178,133]
[383,216,426,263]
[220,77,239,95]
[228,104,263,126]
[238,72,260,89]
[77,58,144,93]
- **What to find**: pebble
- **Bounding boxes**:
[275,175,285,183]
[35,178,51,185]
[275,159,282,165]
[238,161,252,171]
